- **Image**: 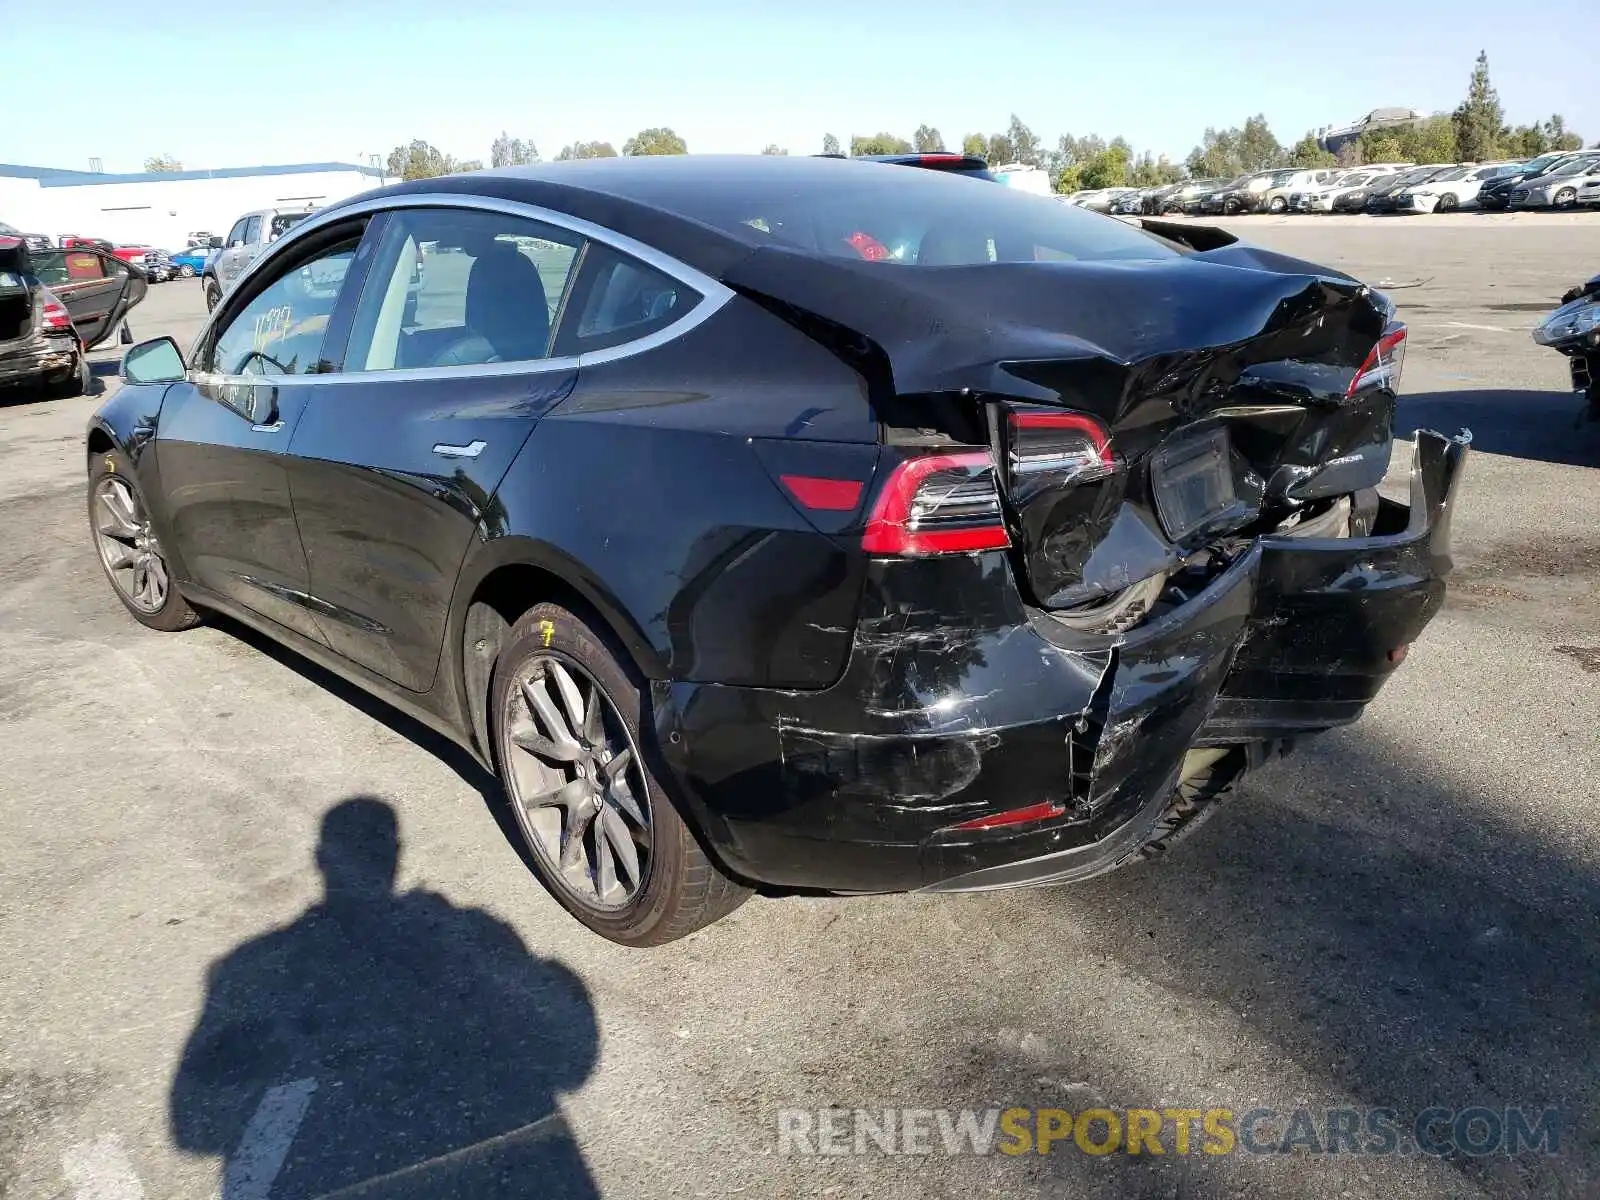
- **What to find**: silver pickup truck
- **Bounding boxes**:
[202,207,316,311]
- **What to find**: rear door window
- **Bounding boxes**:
[553,243,702,356]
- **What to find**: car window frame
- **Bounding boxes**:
[192,216,378,378]
[194,193,735,385]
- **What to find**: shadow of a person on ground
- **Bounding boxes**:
[170,797,600,1199]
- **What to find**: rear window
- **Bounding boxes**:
[639,169,1178,267]
[271,213,310,238]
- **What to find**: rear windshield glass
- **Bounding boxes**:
[644,170,1179,266]
[271,213,310,237]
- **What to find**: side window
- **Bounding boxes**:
[206,238,360,376]
[226,219,248,248]
[555,243,702,356]
[242,216,263,244]
[32,250,107,287]
[342,208,582,372]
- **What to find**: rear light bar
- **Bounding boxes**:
[861,451,1009,556]
[1348,325,1407,396]
[779,475,863,512]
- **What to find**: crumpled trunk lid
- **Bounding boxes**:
[726,242,1396,610]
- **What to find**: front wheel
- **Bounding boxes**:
[180,264,195,278]
[88,451,200,631]
[1268,196,1287,214]
[1436,194,1458,213]
[490,603,749,946]
[1554,188,1578,211]
[203,277,222,311]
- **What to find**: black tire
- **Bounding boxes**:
[490,602,749,946]
[203,276,222,311]
[88,450,201,632]
[1268,196,1287,214]
[1136,751,1248,860]
[1436,194,1458,213]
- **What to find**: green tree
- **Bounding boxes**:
[1236,114,1284,171]
[490,132,539,168]
[623,127,688,155]
[1006,114,1042,166]
[761,144,788,155]
[1452,50,1504,162]
[386,140,466,180]
[1186,127,1243,178]
[1081,140,1132,190]
[1542,115,1583,152]
[1335,142,1364,168]
[1397,116,1458,163]
[821,133,841,156]
[554,141,618,160]
[961,132,987,158]
[913,124,945,152]
[1287,133,1336,168]
[851,132,914,156]
[143,154,183,173]
[1361,133,1405,164]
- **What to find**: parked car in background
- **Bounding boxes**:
[203,206,317,309]
[141,250,177,282]
[1361,165,1452,213]
[1072,187,1137,213]
[1510,154,1600,210]
[1260,169,1339,214]
[1164,178,1226,213]
[1,237,146,397]
[1211,169,1300,214]
[89,155,1465,946]
[1396,162,1522,213]
[169,247,211,278]
[1305,170,1392,212]
[1479,151,1590,210]
[1579,177,1600,208]
[1196,174,1250,214]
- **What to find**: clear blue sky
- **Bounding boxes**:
[4,0,1590,172]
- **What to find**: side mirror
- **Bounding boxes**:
[121,336,186,384]
[209,236,224,249]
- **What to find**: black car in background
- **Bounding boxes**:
[1478,151,1583,210]
[1,235,145,396]
[1362,165,1451,213]
[142,249,178,282]
[90,156,1466,945]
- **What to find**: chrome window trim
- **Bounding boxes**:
[190,191,733,382]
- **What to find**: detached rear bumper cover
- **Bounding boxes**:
[662,430,1470,894]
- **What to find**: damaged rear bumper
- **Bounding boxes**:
[660,430,1470,894]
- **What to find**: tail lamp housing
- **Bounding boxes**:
[861,452,1008,556]
[1348,325,1407,397]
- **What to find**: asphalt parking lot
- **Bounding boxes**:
[3,217,1598,1200]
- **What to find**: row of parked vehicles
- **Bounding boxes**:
[1067,148,1600,217]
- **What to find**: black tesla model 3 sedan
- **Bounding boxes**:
[87,156,1469,945]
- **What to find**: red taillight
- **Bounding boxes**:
[779,474,863,512]
[40,292,72,331]
[845,231,891,262]
[950,800,1068,831]
[1348,325,1407,397]
[917,153,964,164]
[1006,409,1115,493]
[861,451,1009,556]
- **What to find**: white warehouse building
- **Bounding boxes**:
[0,162,389,250]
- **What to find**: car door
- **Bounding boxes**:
[28,247,144,349]
[214,217,249,285]
[155,217,376,643]
[283,203,586,692]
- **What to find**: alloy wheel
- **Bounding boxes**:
[1555,189,1577,211]
[92,476,169,613]
[500,653,652,911]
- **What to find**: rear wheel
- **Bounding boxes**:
[180,264,195,278]
[1136,748,1249,860]
[1268,196,1287,214]
[490,603,749,946]
[45,348,90,399]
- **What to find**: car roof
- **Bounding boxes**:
[334,155,1007,279]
